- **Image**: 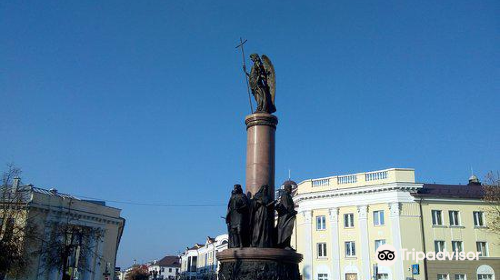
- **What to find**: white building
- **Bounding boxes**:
[148,255,181,280]
[179,234,228,280]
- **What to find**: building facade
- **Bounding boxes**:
[293,168,499,280]
[148,255,181,280]
[1,180,125,280]
[179,234,228,280]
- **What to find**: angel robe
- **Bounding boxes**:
[249,62,276,114]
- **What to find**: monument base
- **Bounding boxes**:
[217,248,302,280]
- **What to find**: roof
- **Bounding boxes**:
[206,236,215,243]
[0,185,125,213]
[187,243,203,250]
[157,256,181,267]
[2,185,85,202]
[31,186,79,199]
[415,183,486,199]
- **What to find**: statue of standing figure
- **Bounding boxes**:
[275,184,297,249]
[226,184,249,248]
[225,183,297,250]
[250,185,275,248]
[244,54,276,114]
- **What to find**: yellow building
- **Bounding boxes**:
[292,168,499,280]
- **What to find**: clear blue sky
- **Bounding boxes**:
[1,0,499,268]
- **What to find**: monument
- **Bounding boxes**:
[217,46,302,280]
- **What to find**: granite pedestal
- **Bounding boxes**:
[217,248,302,280]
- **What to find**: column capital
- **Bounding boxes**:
[389,202,401,217]
[357,205,368,219]
[302,210,313,223]
[245,113,278,130]
[328,207,339,222]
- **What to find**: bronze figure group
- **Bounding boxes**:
[225,183,296,250]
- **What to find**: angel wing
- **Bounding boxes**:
[261,55,276,106]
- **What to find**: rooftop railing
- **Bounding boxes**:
[309,168,411,188]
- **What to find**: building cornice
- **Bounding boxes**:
[417,197,486,203]
[294,183,422,203]
[27,202,124,225]
[294,183,422,212]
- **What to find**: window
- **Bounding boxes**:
[437,274,449,280]
[478,275,493,280]
[434,241,445,253]
[476,242,488,256]
[316,215,326,230]
[168,268,172,272]
[452,241,463,253]
[345,241,356,257]
[432,210,443,225]
[449,211,461,226]
[474,211,485,227]
[377,274,389,280]
[375,239,386,251]
[4,218,14,237]
[373,210,385,226]
[345,273,357,280]
[318,273,328,280]
[344,213,354,228]
[317,243,327,258]
[454,274,466,280]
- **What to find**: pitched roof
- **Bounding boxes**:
[415,183,486,199]
[187,243,203,250]
[158,256,181,267]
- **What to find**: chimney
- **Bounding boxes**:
[13,177,21,189]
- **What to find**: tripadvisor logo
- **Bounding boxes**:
[376,245,398,266]
[375,244,480,267]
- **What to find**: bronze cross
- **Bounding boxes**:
[235,37,253,113]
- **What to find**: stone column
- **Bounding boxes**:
[358,205,370,280]
[245,113,278,198]
[389,202,405,279]
[301,210,313,280]
[329,207,341,280]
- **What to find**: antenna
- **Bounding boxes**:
[288,168,291,180]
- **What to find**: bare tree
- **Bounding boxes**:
[126,265,149,280]
[38,221,104,280]
[0,163,38,279]
[1,163,109,280]
[483,171,500,236]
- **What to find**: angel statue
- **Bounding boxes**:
[244,53,276,114]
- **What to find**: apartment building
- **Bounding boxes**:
[293,168,499,280]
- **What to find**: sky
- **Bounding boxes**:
[1,0,499,268]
